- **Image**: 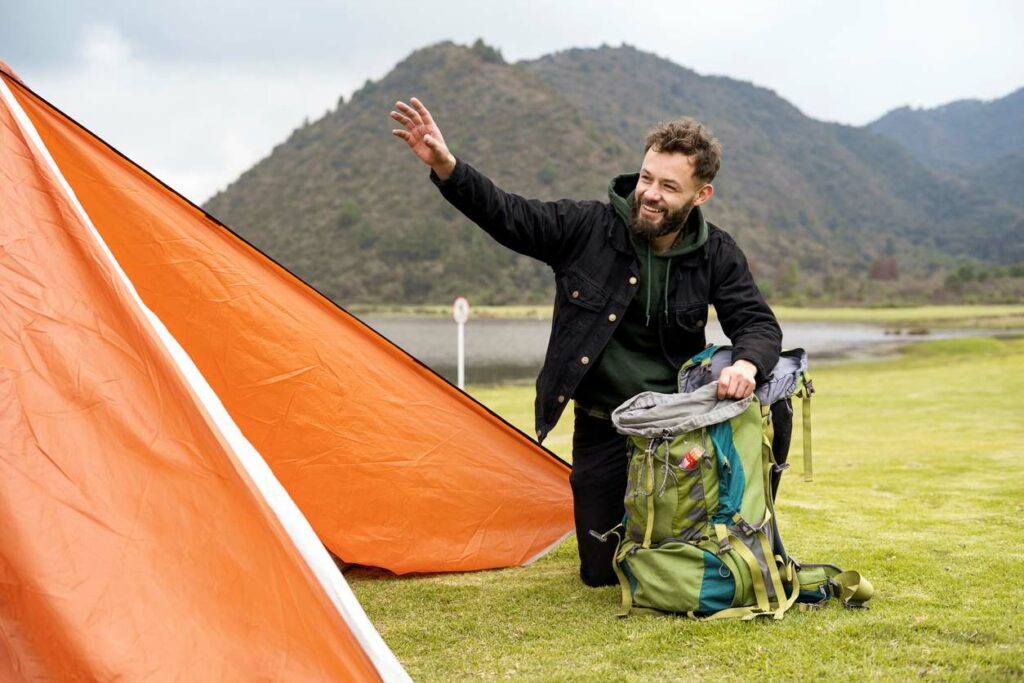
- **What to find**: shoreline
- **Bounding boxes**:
[453,331,1024,388]
[348,303,1024,329]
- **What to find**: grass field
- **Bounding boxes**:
[348,336,1024,681]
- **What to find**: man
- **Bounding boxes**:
[391,97,782,587]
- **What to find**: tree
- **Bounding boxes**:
[869,256,899,281]
[471,39,505,64]
[336,201,362,230]
[774,260,800,300]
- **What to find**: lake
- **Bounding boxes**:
[359,315,1010,385]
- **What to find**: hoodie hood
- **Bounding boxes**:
[608,172,709,257]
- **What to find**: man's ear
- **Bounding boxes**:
[694,184,714,206]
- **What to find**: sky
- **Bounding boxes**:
[3,0,1022,204]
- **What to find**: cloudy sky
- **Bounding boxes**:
[4,0,1022,203]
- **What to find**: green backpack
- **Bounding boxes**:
[596,345,872,620]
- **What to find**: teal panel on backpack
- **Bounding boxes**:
[690,345,717,364]
[699,554,735,612]
[709,421,745,523]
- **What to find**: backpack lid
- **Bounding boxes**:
[611,381,754,437]
[678,346,809,406]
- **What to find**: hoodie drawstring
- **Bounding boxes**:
[664,259,671,323]
[645,243,653,326]
[644,242,673,327]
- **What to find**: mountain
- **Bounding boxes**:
[524,47,1023,266]
[204,42,1024,305]
[205,41,631,305]
[976,150,1024,208]
[868,87,1024,174]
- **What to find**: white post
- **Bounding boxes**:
[452,297,470,390]
[457,321,465,389]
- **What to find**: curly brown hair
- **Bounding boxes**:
[644,118,722,183]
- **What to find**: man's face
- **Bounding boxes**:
[629,149,708,241]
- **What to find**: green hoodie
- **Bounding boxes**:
[573,173,710,415]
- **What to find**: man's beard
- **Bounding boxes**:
[629,196,694,243]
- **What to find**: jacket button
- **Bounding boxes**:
[696,320,704,327]
[628,276,638,285]
[571,290,580,299]
[557,395,566,403]
[608,313,617,322]
[580,356,590,365]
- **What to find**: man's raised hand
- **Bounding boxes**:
[391,97,456,180]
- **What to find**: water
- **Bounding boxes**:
[360,315,1009,385]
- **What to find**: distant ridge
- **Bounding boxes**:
[868,87,1024,174]
[204,41,1024,305]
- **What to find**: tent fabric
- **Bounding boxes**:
[1,73,408,682]
[3,69,574,574]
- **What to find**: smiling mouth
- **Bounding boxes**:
[640,204,665,217]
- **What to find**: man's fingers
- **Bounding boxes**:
[395,100,423,125]
[410,97,433,123]
[389,110,413,128]
[717,373,753,399]
[392,129,412,143]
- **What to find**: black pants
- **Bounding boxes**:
[569,400,794,588]
[570,406,629,587]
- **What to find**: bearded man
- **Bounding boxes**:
[391,97,782,587]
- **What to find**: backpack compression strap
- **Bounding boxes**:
[797,377,814,482]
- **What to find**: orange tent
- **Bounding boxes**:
[0,65,573,678]
[1,70,408,681]
[1,67,573,575]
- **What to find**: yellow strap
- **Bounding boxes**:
[638,444,657,549]
[643,480,655,549]
[728,536,771,614]
[774,560,802,619]
[802,390,813,482]
[835,570,874,607]
[757,531,788,617]
[714,523,731,553]
[610,531,634,618]
[692,605,766,621]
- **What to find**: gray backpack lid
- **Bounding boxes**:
[611,381,754,438]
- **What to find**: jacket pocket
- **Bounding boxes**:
[559,268,609,312]
[661,303,709,368]
[667,303,707,332]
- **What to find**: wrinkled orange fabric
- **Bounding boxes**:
[0,74,382,681]
[5,72,573,574]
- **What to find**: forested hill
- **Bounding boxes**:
[203,41,1024,305]
[868,87,1024,213]
[868,87,1024,175]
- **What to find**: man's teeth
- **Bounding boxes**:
[642,205,664,213]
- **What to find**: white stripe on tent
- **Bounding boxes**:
[0,76,411,683]
[523,530,574,567]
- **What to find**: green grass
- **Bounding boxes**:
[348,336,1024,681]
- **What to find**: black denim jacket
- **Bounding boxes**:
[432,159,781,442]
